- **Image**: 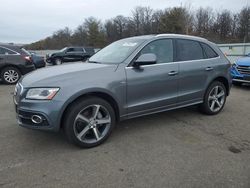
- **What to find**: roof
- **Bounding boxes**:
[122,34,209,43]
[155,34,208,42]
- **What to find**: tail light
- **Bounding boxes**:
[23,56,31,61]
[23,55,33,65]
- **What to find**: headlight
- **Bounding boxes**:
[26,88,59,100]
[232,63,237,68]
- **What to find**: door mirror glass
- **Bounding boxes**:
[133,53,157,67]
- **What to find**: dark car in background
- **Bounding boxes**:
[0,45,35,84]
[29,51,46,68]
[46,47,95,65]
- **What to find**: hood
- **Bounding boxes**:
[236,57,250,66]
[20,62,118,87]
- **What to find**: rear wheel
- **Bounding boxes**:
[63,97,115,148]
[200,81,227,115]
[1,67,21,84]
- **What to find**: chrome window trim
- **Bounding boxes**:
[125,56,221,69]
[0,46,20,56]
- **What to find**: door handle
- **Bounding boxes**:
[205,67,214,71]
[168,71,178,76]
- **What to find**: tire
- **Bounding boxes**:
[63,97,116,148]
[53,58,62,65]
[1,66,21,84]
[232,81,242,86]
[199,81,227,115]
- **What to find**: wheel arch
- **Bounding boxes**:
[0,64,22,74]
[207,76,230,96]
[60,91,120,129]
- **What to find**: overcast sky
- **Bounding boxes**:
[0,0,249,44]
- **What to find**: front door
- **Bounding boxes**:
[126,39,179,117]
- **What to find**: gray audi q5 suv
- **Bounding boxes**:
[14,34,232,148]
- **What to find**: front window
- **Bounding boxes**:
[139,39,173,64]
[89,38,146,64]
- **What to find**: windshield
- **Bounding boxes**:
[89,38,146,64]
[59,47,67,52]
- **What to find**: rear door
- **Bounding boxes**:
[176,39,215,104]
[126,39,179,116]
[0,47,7,67]
[0,47,18,66]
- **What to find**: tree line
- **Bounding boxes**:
[26,6,250,50]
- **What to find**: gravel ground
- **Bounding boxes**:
[0,84,249,188]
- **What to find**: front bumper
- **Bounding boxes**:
[231,67,250,83]
[14,93,63,132]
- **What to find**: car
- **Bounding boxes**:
[46,47,95,65]
[29,51,46,68]
[13,34,231,148]
[231,56,250,86]
[0,45,35,84]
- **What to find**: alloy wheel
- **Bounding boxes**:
[73,104,111,144]
[208,85,225,112]
[3,69,19,83]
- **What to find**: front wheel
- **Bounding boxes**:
[200,81,227,115]
[54,58,62,65]
[63,97,116,148]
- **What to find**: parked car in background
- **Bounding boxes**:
[29,51,46,68]
[0,45,35,84]
[231,56,250,86]
[14,34,231,148]
[46,47,95,65]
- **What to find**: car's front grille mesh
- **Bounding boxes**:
[237,65,250,75]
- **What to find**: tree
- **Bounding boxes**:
[159,7,192,34]
[194,7,213,37]
[238,7,250,42]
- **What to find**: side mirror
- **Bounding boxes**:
[133,53,157,68]
[247,53,250,57]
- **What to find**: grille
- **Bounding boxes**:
[237,65,250,75]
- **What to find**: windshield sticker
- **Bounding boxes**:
[122,42,137,47]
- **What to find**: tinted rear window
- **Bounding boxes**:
[0,47,17,55]
[201,43,218,58]
[176,39,204,61]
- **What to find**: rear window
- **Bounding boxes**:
[201,43,219,58]
[0,47,17,55]
[176,39,204,61]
